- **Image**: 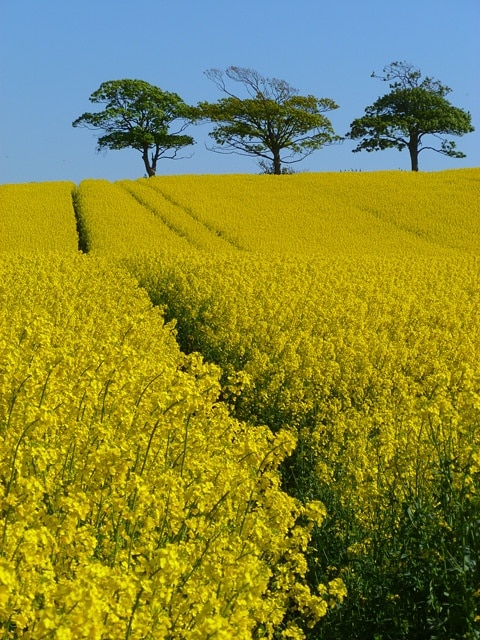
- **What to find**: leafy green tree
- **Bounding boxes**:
[347,61,474,171]
[72,79,194,176]
[194,67,340,175]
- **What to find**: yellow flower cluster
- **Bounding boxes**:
[127,252,480,526]
[0,182,78,253]
[0,254,336,638]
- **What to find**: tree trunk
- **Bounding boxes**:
[408,134,419,172]
[272,149,282,175]
[142,146,156,177]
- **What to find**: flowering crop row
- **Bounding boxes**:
[117,179,239,252]
[0,182,78,253]
[74,180,193,254]
[0,254,342,639]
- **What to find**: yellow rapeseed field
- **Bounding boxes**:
[1,168,479,638]
[144,169,480,255]
[117,179,239,252]
[75,179,193,254]
[0,254,340,638]
[128,251,480,523]
[0,182,78,252]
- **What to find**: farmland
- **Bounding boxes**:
[1,169,479,639]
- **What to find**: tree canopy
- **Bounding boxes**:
[347,61,474,171]
[194,67,340,174]
[72,79,194,177]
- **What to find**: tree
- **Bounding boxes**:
[347,61,474,171]
[72,79,194,177]
[194,67,340,175]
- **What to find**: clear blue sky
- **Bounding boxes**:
[1,0,479,183]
